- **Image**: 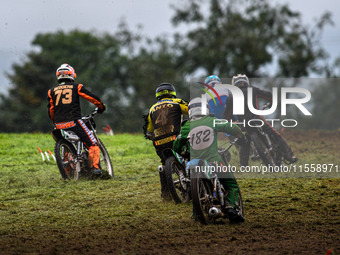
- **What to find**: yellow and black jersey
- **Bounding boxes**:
[47,81,104,123]
[147,97,188,146]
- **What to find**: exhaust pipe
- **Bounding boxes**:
[209,207,222,217]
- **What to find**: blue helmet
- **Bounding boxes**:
[204,75,221,87]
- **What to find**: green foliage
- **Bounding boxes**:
[0,1,336,132]
[309,79,340,130]
[0,25,188,133]
[171,0,333,77]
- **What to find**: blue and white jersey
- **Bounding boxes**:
[205,85,229,119]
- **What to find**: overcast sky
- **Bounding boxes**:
[1,0,339,94]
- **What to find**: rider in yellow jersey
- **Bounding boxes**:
[143,83,188,200]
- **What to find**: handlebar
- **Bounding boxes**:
[218,138,238,153]
[81,108,98,121]
[262,102,271,110]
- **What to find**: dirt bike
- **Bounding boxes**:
[190,139,244,224]
[162,136,234,204]
[162,146,191,203]
[51,108,113,180]
[246,126,278,167]
[245,103,285,167]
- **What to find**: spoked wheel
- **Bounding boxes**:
[98,139,113,178]
[164,156,190,203]
[55,141,79,180]
[250,133,277,167]
[191,171,215,224]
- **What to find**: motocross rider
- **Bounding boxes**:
[173,97,247,223]
[47,63,106,175]
[223,74,298,165]
[143,82,188,200]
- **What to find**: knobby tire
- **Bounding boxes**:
[191,170,215,224]
[164,156,190,203]
[250,132,277,167]
[98,138,114,177]
[55,140,78,180]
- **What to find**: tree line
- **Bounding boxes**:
[0,0,339,132]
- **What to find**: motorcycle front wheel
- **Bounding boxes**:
[55,140,79,180]
[164,156,190,203]
[250,132,277,167]
[191,170,215,224]
[98,139,114,178]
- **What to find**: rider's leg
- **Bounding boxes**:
[69,119,101,172]
[155,143,173,201]
[217,162,244,223]
[88,146,100,170]
[218,172,239,208]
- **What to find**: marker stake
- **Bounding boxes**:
[37,147,45,161]
[47,150,56,162]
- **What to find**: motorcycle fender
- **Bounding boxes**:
[172,150,183,164]
[51,129,63,142]
[188,159,211,179]
[160,148,176,161]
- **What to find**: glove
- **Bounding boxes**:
[97,104,106,114]
[145,131,154,140]
[181,144,190,158]
[236,135,247,146]
[262,102,272,110]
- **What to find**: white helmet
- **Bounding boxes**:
[56,63,77,81]
[232,74,249,87]
[188,97,209,120]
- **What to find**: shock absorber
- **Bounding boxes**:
[213,176,217,198]
[216,178,224,207]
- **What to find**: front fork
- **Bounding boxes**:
[258,129,273,152]
[76,141,84,174]
[212,174,224,207]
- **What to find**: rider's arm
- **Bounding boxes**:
[223,94,233,120]
[215,120,244,139]
[146,112,154,133]
[173,122,189,154]
[47,89,55,121]
[142,113,152,140]
[173,135,184,154]
[77,84,105,111]
[175,98,188,115]
[254,86,272,102]
[143,112,154,140]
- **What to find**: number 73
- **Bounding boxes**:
[55,89,72,105]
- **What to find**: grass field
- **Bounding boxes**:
[0,130,339,255]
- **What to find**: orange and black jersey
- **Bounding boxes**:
[47,81,104,123]
[147,98,188,145]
